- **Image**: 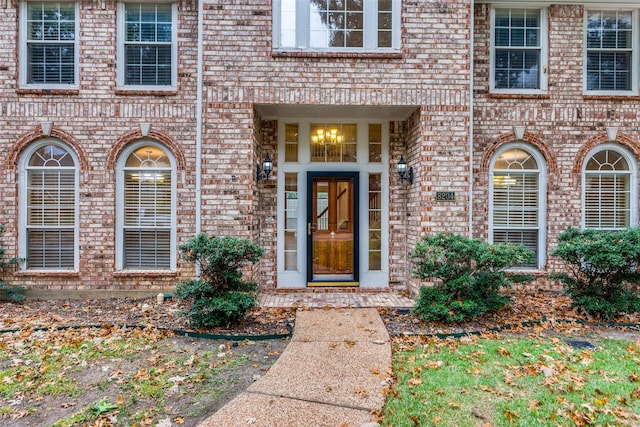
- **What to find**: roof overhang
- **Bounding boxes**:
[476,0,639,5]
[255,104,419,121]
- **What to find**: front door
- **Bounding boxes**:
[307,172,359,286]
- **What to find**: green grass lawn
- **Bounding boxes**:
[382,333,640,426]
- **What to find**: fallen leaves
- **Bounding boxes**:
[386,331,640,426]
[503,408,520,424]
[408,377,422,387]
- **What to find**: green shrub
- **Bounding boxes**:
[174,234,265,328]
[551,227,640,320]
[0,224,25,302]
[410,234,533,323]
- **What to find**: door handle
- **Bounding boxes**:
[308,223,312,235]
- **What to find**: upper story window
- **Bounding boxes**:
[490,8,548,94]
[583,145,637,230]
[19,2,79,88]
[117,2,177,90]
[20,141,78,270]
[273,0,400,52]
[585,10,638,95]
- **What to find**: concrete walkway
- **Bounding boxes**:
[199,308,391,427]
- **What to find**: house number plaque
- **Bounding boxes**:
[435,191,455,201]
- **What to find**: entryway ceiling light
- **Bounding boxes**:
[311,128,343,145]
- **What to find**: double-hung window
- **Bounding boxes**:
[583,145,637,230]
[117,2,177,90]
[20,1,79,88]
[117,143,175,270]
[490,145,546,269]
[585,10,637,95]
[273,0,400,51]
[21,141,78,270]
[491,7,548,93]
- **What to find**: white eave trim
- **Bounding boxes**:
[477,0,640,5]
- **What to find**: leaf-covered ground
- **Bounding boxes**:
[0,290,638,426]
[0,299,294,427]
[0,298,295,337]
[381,288,640,337]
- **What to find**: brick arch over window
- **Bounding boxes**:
[6,127,88,170]
[107,129,186,171]
[572,133,640,175]
[480,131,557,177]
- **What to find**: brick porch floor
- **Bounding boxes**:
[258,291,415,309]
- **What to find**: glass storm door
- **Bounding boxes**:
[307,172,359,286]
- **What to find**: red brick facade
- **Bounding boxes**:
[473,2,640,281]
[2,1,636,297]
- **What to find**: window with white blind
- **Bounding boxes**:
[583,145,637,230]
[19,1,79,88]
[117,2,177,90]
[490,145,546,269]
[117,143,175,270]
[20,141,78,270]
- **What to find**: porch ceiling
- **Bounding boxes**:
[255,104,418,121]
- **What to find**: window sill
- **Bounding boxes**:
[583,94,640,101]
[16,88,80,96]
[488,93,550,100]
[272,50,403,60]
[112,270,178,277]
[507,268,546,276]
[14,270,80,277]
[115,89,177,96]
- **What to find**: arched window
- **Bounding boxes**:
[20,141,78,270]
[583,145,637,230]
[117,142,175,270]
[490,144,546,268]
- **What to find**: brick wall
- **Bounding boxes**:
[473,3,640,276]
[0,0,473,293]
[199,0,472,291]
[0,2,199,291]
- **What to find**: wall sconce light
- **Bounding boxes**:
[397,156,413,185]
[256,154,273,181]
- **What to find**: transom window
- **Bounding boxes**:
[583,146,636,230]
[490,146,545,269]
[118,143,175,270]
[117,2,177,89]
[21,142,78,270]
[274,0,400,51]
[491,7,548,93]
[310,124,357,162]
[20,1,78,87]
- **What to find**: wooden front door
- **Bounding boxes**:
[307,172,359,286]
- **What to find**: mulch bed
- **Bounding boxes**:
[381,289,640,340]
[0,289,639,338]
[0,298,295,337]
